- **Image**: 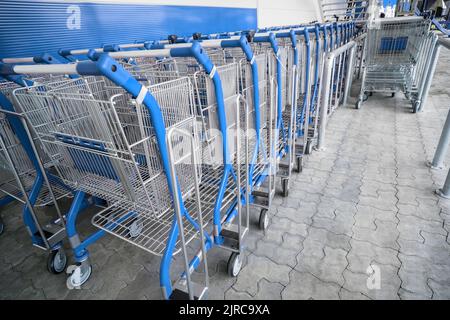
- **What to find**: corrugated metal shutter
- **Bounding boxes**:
[0,0,257,59]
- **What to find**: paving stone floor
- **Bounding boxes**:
[1,51,450,300]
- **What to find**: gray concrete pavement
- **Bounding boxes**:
[1,50,449,300]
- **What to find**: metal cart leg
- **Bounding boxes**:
[65,191,94,288]
[0,215,4,235]
[436,168,450,199]
[428,106,450,170]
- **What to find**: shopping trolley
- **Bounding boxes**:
[0,57,76,273]
[273,30,302,195]
[0,104,69,269]
[74,35,273,230]
[247,33,295,198]
[291,27,315,165]
[91,43,251,298]
[302,24,323,155]
[8,41,249,299]
[307,22,356,148]
[233,34,278,229]
[316,26,363,149]
[147,35,278,231]
[356,16,432,112]
[310,23,335,145]
[329,23,354,111]
[61,36,258,229]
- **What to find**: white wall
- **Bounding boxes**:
[257,0,323,28]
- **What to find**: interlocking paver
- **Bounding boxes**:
[343,263,401,300]
[348,239,401,268]
[397,214,447,243]
[428,278,450,299]
[315,197,357,221]
[352,220,400,250]
[354,204,398,230]
[226,279,284,300]
[1,50,449,300]
[116,269,162,300]
[358,192,398,212]
[254,239,299,267]
[398,201,443,222]
[339,288,371,300]
[232,254,291,296]
[282,270,341,300]
[398,239,450,265]
[276,204,316,225]
[296,245,348,286]
[312,216,354,236]
[304,226,352,252]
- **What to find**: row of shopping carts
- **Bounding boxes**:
[356,15,435,112]
[0,21,358,299]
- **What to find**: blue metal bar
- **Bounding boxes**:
[310,24,321,124]
[254,33,284,153]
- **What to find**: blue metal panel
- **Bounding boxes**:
[0,0,257,59]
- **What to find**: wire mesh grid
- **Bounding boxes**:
[0,80,71,205]
[193,62,239,166]
[13,75,199,220]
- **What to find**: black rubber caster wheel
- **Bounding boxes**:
[259,208,269,231]
[305,140,313,155]
[47,248,67,274]
[281,178,289,197]
[295,156,303,173]
[227,252,242,277]
[355,100,362,109]
[391,92,396,98]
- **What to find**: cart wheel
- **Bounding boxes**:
[47,248,67,274]
[258,209,269,231]
[362,93,369,102]
[128,218,143,238]
[355,100,362,109]
[368,91,373,97]
[66,263,92,289]
[391,92,396,98]
[305,140,313,155]
[295,156,303,173]
[0,217,4,236]
[281,179,289,197]
[227,252,242,277]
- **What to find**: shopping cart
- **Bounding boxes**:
[273,31,302,194]
[306,22,356,148]
[233,35,278,229]
[317,27,363,149]
[247,33,295,198]
[146,35,277,231]
[303,24,323,155]
[356,16,432,112]
[329,23,354,112]
[0,59,75,273]
[60,36,267,232]
[94,43,251,298]
[5,41,250,299]
[291,27,315,164]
